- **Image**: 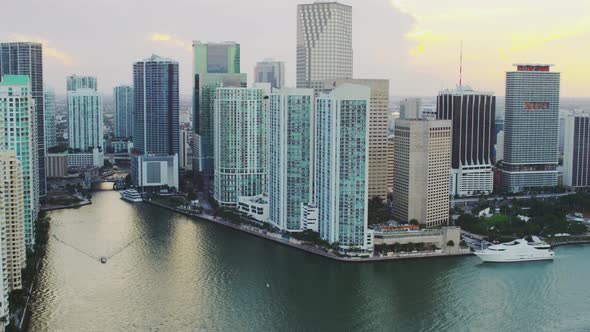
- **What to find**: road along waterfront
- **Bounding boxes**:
[29,190,590,331]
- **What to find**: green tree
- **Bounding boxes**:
[447,240,455,247]
[368,196,391,225]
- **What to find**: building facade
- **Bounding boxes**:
[213,84,269,206]
[563,113,590,188]
[502,64,560,192]
[0,151,26,293]
[179,129,191,169]
[0,75,38,249]
[399,98,422,119]
[132,154,179,189]
[66,74,97,91]
[387,136,394,194]
[327,79,390,200]
[314,84,371,250]
[296,2,353,92]
[133,54,179,156]
[437,86,495,197]
[44,85,57,149]
[45,154,68,178]
[114,85,134,139]
[0,42,46,198]
[268,88,314,231]
[68,87,104,151]
[496,130,504,162]
[192,41,246,176]
[254,59,285,89]
[392,119,451,227]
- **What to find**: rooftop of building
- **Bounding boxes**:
[239,193,269,205]
[137,54,177,64]
[192,41,239,46]
[438,85,495,96]
[0,75,29,85]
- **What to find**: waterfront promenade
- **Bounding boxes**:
[143,199,473,262]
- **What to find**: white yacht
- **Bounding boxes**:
[475,238,554,263]
[120,189,143,203]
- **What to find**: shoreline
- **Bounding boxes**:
[143,199,473,263]
[40,200,91,211]
[549,240,590,248]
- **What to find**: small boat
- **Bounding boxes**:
[475,238,554,263]
[100,256,107,264]
[120,189,143,203]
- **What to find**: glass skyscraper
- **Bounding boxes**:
[314,84,371,250]
[67,77,103,152]
[192,41,246,176]
[132,54,179,156]
[44,85,57,149]
[0,75,39,248]
[113,85,134,139]
[0,42,46,198]
[296,2,353,92]
[502,64,560,192]
[268,88,314,231]
[213,84,270,206]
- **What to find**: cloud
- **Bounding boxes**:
[148,33,190,51]
[8,33,74,66]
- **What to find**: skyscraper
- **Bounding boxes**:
[296,2,353,92]
[192,41,246,176]
[314,84,371,251]
[502,64,560,192]
[0,42,46,198]
[68,82,103,151]
[213,84,269,206]
[326,79,390,200]
[392,119,451,227]
[44,85,57,149]
[0,75,39,248]
[0,150,26,292]
[133,54,179,156]
[437,86,495,197]
[563,113,590,188]
[66,74,97,91]
[399,98,423,119]
[179,129,191,169]
[268,88,314,232]
[254,59,285,89]
[113,85,133,139]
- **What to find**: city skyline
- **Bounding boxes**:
[2,0,589,97]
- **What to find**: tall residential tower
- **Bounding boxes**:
[268,88,315,231]
[213,84,270,206]
[67,76,103,151]
[132,54,179,156]
[192,41,246,176]
[0,75,39,248]
[114,85,134,139]
[0,42,46,198]
[314,84,372,251]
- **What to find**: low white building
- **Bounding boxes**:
[301,203,319,232]
[237,194,269,223]
[132,154,179,190]
[67,147,104,168]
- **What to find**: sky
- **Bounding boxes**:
[3,0,590,97]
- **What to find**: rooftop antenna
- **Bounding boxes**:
[459,40,463,87]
